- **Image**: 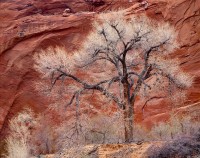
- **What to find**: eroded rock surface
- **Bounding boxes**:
[0,0,199,140]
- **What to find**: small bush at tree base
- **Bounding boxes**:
[147,129,200,158]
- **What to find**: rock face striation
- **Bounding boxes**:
[0,0,199,140]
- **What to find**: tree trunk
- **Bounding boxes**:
[123,82,134,143]
[124,102,134,142]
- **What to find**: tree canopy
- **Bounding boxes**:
[34,11,193,142]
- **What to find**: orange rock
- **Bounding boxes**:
[0,0,199,144]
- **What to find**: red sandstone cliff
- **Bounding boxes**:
[0,0,199,140]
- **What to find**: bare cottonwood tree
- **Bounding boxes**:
[34,11,193,142]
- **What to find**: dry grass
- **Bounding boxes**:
[5,108,36,158]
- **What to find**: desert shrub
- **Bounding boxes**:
[82,112,125,144]
[131,125,150,142]
[121,113,200,143]
[31,114,58,155]
[149,114,200,141]
[4,106,125,155]
[5,108,36,158]
[31,107,71,155]
[5,108,60,157]
[32,111,200,154]
[56,111,125,150]
[147,128,200,158]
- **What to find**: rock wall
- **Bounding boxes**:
[0,0,199,139]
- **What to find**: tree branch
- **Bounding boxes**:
[110,23,126,48]
[142,96,166,114]
[130,40,170,102]
[50,73,65,91]
[55,69,124,109]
